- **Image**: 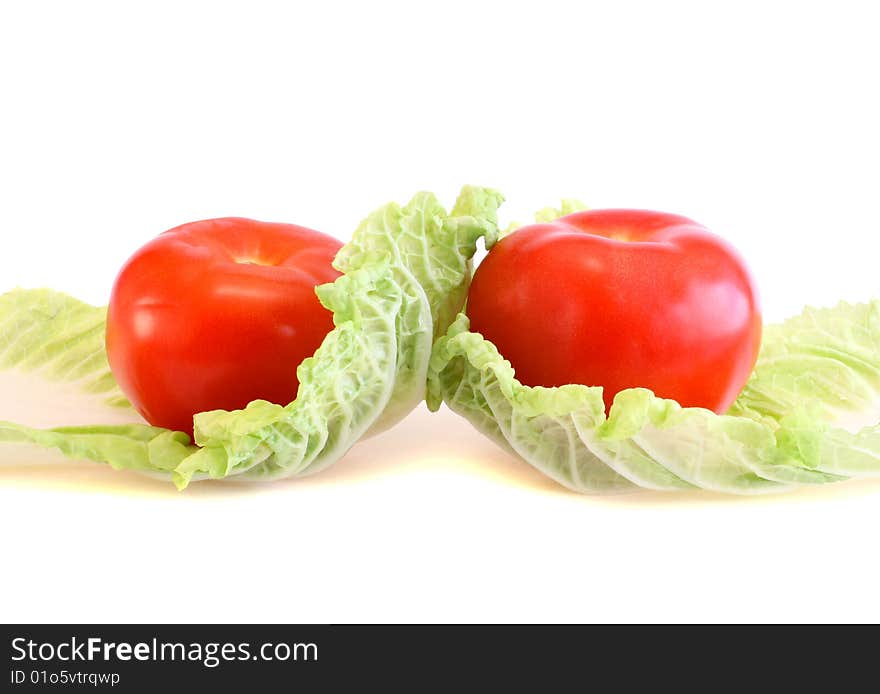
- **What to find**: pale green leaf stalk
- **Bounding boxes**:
[0,186,502,488]
[427,205,880,494]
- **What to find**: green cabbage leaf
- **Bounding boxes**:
[0,186,501,488]
[427,204,880,494]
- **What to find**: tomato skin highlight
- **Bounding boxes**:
[106,217,343,436]
[466,210,762,414]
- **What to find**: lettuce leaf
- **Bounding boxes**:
[0,288,191,475]
[427,207,880,494]
[0,186,502,488]
[502,198,588,237]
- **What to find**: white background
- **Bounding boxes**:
[1,1,879,623]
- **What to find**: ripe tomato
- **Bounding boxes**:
[466,210,762,413]
[106,217,342,436]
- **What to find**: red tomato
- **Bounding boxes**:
[466,210,762,413]
[106,218,343,436]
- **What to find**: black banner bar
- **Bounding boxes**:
[2,624,876,690]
